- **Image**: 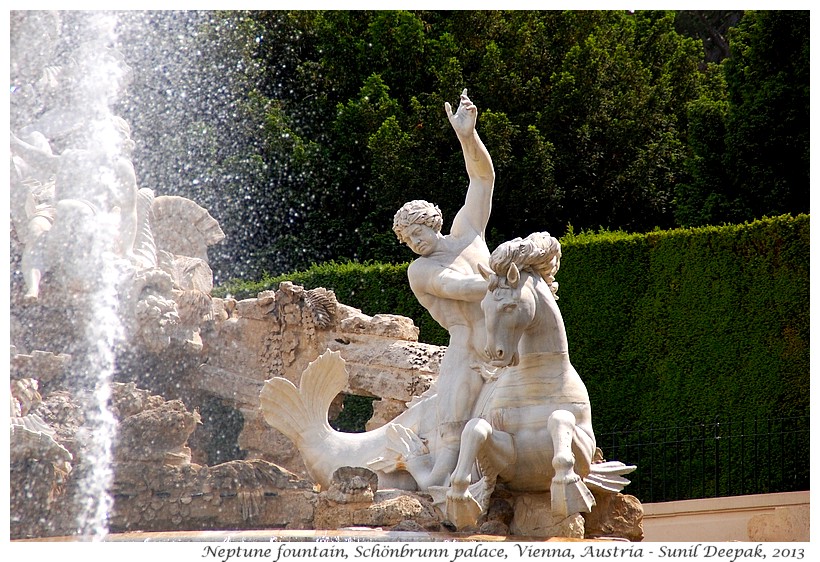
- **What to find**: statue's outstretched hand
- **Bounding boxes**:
[445,88,477,139]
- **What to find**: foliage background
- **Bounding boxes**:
[110,10,809,282]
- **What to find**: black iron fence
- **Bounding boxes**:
[597,416,809,504]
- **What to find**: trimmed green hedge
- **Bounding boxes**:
[558,214,809,430]
[218,214,809,432]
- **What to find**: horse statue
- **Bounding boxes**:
[444,232,635,528]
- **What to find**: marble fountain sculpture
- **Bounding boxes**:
[259,91,638,536]
[10,11,640,540]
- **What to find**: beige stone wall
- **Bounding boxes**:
[193,284,443,476]
[641,491,809,542]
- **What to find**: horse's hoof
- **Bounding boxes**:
[551,476,595,517]
[445,492,483,530]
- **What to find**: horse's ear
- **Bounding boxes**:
[507,263,520,288]
[478,262,493,281]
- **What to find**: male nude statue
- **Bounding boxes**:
[393,89,494,488]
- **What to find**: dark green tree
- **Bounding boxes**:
[723,10,810,221]
[674,66,731,226]
[674,11,743,63]
[675,10,809,227]
[544,11,702,233]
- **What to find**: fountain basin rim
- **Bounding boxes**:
[13,528,621,542]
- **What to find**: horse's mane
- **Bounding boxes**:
[489,232,561,298]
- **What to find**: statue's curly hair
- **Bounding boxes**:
[489,232,561,297]
[392,200,443,241]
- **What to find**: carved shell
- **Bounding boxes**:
[10,419,73,464]
[305,288,338,329]
[150,195,225,261]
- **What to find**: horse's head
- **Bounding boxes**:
[479,261,537,368]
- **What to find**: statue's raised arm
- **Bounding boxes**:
[388,89,496,489]
[446,89,495,240]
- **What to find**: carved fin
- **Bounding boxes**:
[467,476,495,513]
[259,349,348,444]
[584,461,637,494]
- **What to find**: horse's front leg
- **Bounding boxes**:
[548,410,595,517]
[445,418,506,528]
[448,419,488,495]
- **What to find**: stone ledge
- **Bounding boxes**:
[641,491,809,542]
